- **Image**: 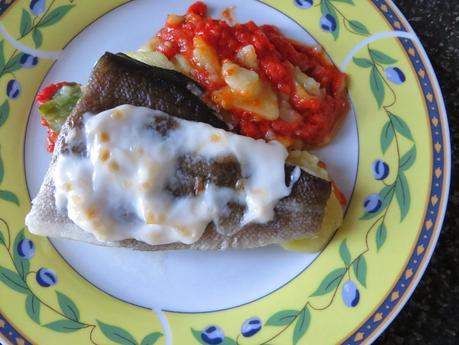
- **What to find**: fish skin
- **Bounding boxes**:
[66,52,227,132]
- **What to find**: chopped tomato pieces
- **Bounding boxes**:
[153,2,348,148]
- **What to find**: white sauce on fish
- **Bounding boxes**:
[54,105,293,245]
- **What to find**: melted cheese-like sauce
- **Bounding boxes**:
[54,105,293,245]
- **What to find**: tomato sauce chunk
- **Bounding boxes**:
[151,1,348,148]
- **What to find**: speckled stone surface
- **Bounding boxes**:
[376,1,459,344]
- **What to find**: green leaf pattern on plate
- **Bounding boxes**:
[369,49,398,65]
[44,319,88,333]
[25,292,41,324]
[380,120,395,154]
[352,57,373,68]
[0,190,19,206]
[266,310,299,326]
[348,20,370,35]
[352,255,367,288]
[339,239,351,266]
[318,0,370,40]
[310,268,347,297]
[140,332,163,345]
[292,307,311,345]
[20,9,33,37]
[390,112,414,140]
[2,53,22,75]
[399,146,417,171]
[354,44,417,239]
[97,320,138,345]
[395,172,410,221]
[370,66,385,108]
[375,222,388,251]
[0,266,28,294]
[32,29,44,48]
[0,147,4,184]
[56,291,80,321]
[37,5,75,28]
[0,100,10,127]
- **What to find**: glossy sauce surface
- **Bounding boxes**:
[54,105,293,245]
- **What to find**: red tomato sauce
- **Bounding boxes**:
[153,1,348,148]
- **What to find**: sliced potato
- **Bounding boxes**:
[287,150,329,180]
[222,61,261,97]
[212,84,279,121]
[192,37,222,82]
[173,54,193,76]
[236,44,258,69]
[294,81,312,100]
[126,51,177,71]
[294,66,321,97]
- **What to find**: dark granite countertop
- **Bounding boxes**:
[376,1,458,344]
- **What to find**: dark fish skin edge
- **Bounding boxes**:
[56,51,332,243]
[65,52,228,132]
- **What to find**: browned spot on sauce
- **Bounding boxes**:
[111,109,125,120]
[99,131,110,142]
[109,161,120,172]
[99,148,110,161]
